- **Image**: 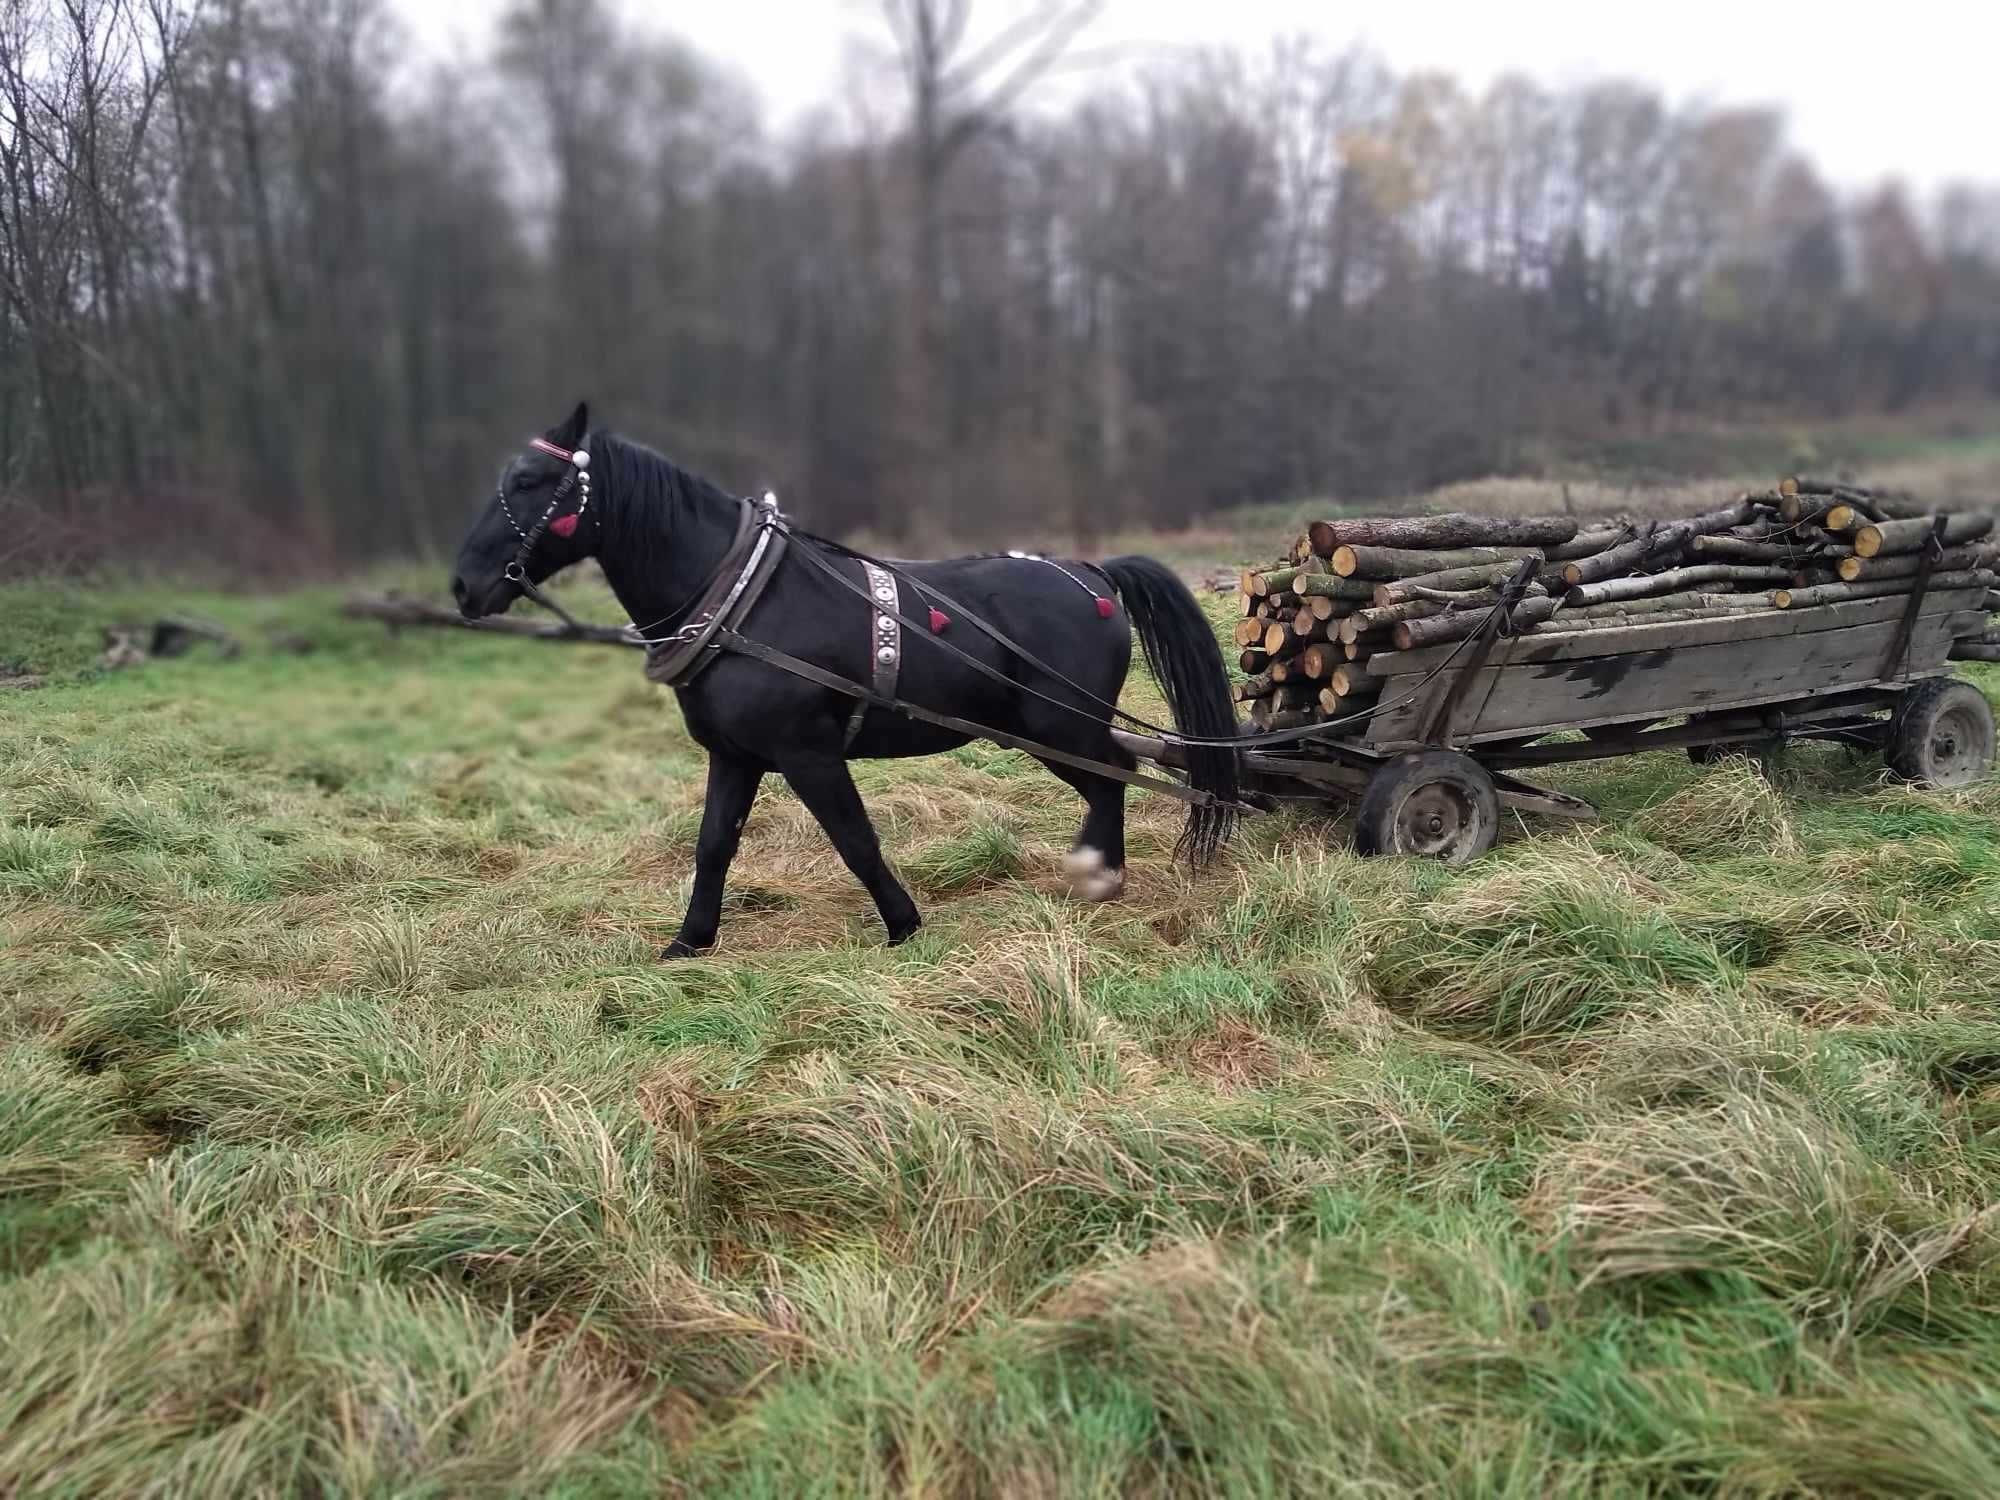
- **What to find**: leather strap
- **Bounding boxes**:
[846,562,900,748]
[708,627,1256,814]
[643,499,789,688]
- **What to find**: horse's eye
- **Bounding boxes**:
[511,473,538,493]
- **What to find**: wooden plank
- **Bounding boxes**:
[1361,587,1990,679]
[1363,613,1967,748]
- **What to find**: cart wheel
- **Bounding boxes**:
[1354,751,1500,864]
[1888,678,1995,788]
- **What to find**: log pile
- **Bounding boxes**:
[1233,480,2000,730]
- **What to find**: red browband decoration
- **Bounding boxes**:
[529,437,574,462]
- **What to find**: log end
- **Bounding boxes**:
[1392,622,1415,650]
[1837,557,1863,582]
[1854,526,1884,559]
[1307,520,1339,559]
[1331,545,1360,578]
[1561,562,1585,588]
[1773,589,1795,609]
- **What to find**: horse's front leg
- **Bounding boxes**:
[663,752,764,959]
[777,752,922,946]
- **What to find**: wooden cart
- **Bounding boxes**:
[1117,582,1998,863]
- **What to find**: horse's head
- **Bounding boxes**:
[452,401,597,619]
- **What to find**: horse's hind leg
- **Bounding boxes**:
[777,752,923,945]
[1036,760,1128,901]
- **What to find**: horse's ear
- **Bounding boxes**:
[548,401,589,449]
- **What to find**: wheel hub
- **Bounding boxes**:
[1397,785,1475,859]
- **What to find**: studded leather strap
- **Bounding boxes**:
[846,562,900,748]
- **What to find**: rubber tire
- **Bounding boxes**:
[1888,678,1996,788]
[1354,750,1501,864]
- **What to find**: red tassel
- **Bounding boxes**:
[550,513,579,538]
[1095,596,1115,619]
[928,608,950,633]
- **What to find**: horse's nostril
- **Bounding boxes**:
[450,575,468,604]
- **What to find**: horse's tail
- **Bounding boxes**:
[1101,555,1242,865]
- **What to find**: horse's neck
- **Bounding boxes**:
[594,444,740,632]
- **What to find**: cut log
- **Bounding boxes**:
[1949,644,2000,662]
[1836,545,1989,584]
[1779,492,1839,525]
[1298,644,1341,680]
[1567,589,1770,619]
[1333,543,1543,580]
[1246,566,1306,596]
[1562,501,1756,586]
[1307,512,1577,557]
[1238,649,1270,674]
[1263,621,1292,655]
[1330,665,1382,699]
[1852,514,1995,558]
[1563,564,1790,609]
[1688,534,1807,564]
[1294,574,1378,602]
[1371,560,1543,607]
[1546,525,1630,562]
[1238,668,1280,698]
[1232,619,1265,648]
[1390,593,1558,649]
[1772,570,1996,609]
[1343,600,1446,640]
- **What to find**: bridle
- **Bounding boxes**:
[498,435,595,630]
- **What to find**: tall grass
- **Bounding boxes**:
[5,560,2000,1494]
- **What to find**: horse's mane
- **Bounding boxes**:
[591,432,738,571]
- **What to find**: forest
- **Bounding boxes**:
[3,0,1998,574]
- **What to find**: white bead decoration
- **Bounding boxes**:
[570,450,590,469]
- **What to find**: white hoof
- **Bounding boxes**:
[1062,846,1126,902]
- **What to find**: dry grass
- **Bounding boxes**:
[7,486,2000,1492]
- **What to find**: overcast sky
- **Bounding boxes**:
[400,0,1995,194]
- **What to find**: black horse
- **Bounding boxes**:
[451,403,1240,957]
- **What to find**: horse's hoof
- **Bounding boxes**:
[886,915,923,947]
[660,938,709,961]
[1062,846,1125,902]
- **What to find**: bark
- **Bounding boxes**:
[1772,570,1997,609]
[1307,512,1577,557]
[1370,558,1543,606]
[1562,564,1790,608]
[1332,542,1543,579]
[1560,501,1756,586]
[1391,593,1558,649]
[1853,514,1995,558]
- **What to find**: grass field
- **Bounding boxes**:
[6,548,2000,1495]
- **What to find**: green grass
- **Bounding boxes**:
[7,561,2000,1496]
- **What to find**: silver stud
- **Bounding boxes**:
[877,645,896,664]
[879,615,894,631]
